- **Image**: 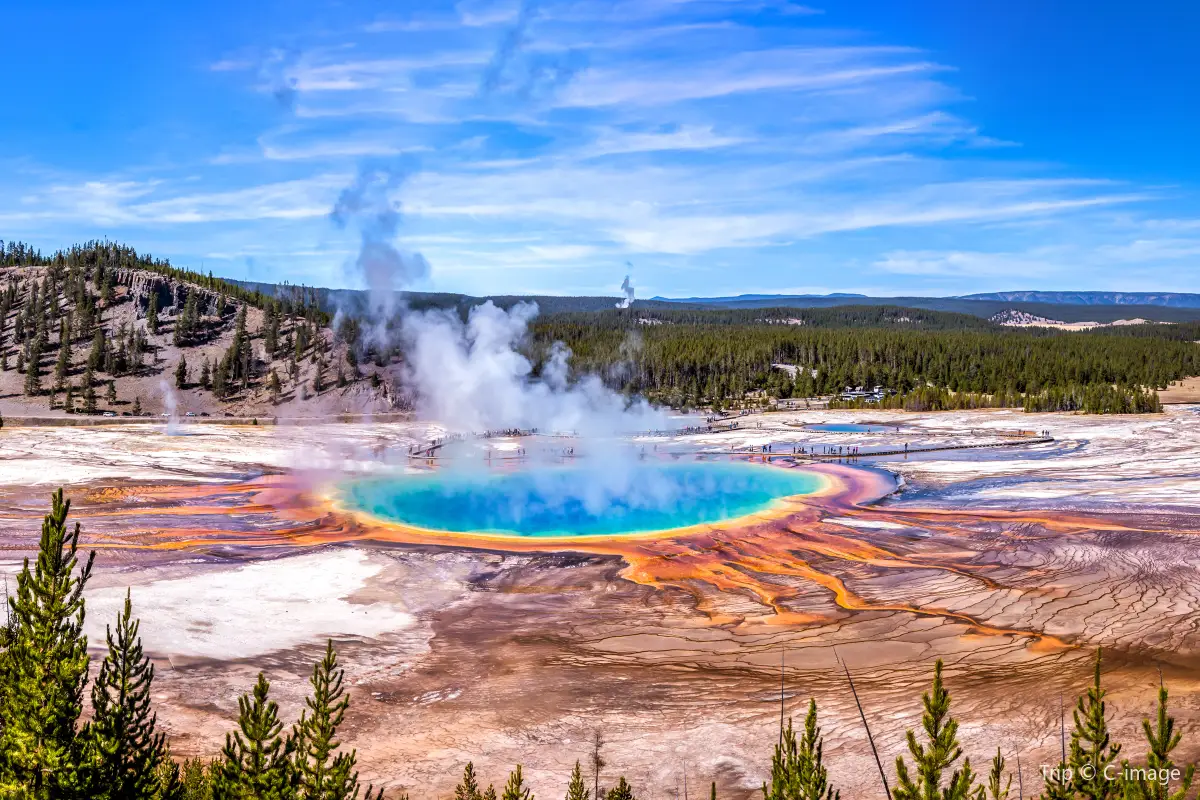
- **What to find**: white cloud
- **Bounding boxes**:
[455,0,522,27]
[582,125,747,157]
[258,137,429,161]
[556,56,943,108]
[872,249,1070,279]
[1096,238,1200,261]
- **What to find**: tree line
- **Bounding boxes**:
[530,314,1199,413]
[544,306,1001,331]
[2,489,1197,798]
[828,384,1163,414]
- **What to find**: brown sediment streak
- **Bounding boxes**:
[58,461,1167,648]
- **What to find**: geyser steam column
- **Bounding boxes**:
[398,299,664,436]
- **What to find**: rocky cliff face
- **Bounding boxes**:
[116,268,237,318]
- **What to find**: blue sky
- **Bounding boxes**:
[2,0,1199,298]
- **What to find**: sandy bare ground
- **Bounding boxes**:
[1161,376,1200,404]
[0,409,1198,798]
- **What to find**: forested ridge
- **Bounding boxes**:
[1,239,327,322]
[1,489,1195,799]
[531,309,1200,413]
[0,239,396,415]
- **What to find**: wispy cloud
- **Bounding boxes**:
[555,53,943,108]
[581,125,747,157]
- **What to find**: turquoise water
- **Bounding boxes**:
[806,423,898,433]
[340,462,824,537]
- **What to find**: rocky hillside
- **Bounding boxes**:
[0,240,405,420]
[989,308,1065,326]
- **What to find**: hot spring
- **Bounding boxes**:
[339,461,827,538]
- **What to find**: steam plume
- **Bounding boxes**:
[330,162,430,324]
[259,48,301,110]
[159,378,181,436]
[617,274,635,309]
[479,0,584,101]
[400,300,665,436]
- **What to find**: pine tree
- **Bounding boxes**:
[22,341,40,395]
[605,777,634,800]
[90,327,105,371]
[293,640,371,800]
[484,785,498,800]
[565,761,590,800]
[263,307,278,357]
[181,758,213,800]
[1069,650,1122,800]
[64,383,75,414]
[794,700,837,800]
[106,380,117,405]
[176,354,189,390]
[156,747,187,800]
[457,763,484,800]
[147,292,160,335]
[77,590,171,799]
[84,373,98,415]
[709,783,716,800]
[55,341,70,389]
[212,673,295,800]
[0,488,96,798]
[200,357,211,389]
[1118,684,1192,800]
[503,765,534,800]
[763,718,800,800]
[983,750,1010,800]
[268,369,282,404]
[132,396,143,416]
[590,730,606,800]
[893,660,978,800]
[213,359,228,399]
[313,359,325,394]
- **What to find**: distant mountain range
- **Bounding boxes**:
[956,291,1200,308]
[654,290,1200,309]
[233,279,1200,324]
[650,293,869,303]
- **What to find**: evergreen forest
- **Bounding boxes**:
[529,309,1198,413]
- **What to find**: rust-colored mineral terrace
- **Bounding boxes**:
[0,410,1197,799]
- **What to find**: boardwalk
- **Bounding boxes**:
[735,436,1055,460]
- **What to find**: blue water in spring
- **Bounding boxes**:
[340,461,824,537]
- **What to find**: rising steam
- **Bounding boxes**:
[400,300,665,436]
[478,0,584,101]
[330,162,430,324]
[617,274,635,309]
